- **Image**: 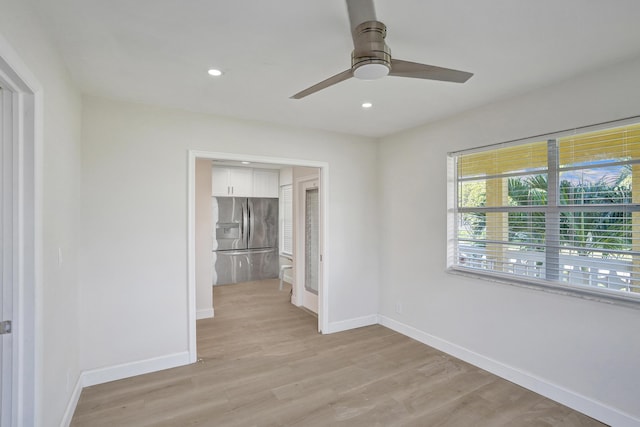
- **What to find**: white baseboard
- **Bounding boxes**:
[81,351,191,387]
[378,315,639,427]
[59,375,84,427]
[324,314,379,334]
[196,307,214,319]
[60,316,638,427]
[60,351,191,425]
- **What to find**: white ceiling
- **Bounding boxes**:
[30,0,640,137]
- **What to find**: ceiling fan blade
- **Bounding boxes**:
[389,59,473,83]
[346,0,377,34]
[290,69,353,99]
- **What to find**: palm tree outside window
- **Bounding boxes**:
[450,120,640,302]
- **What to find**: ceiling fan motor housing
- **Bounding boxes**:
[351,20,391,79]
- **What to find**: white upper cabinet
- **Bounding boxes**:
[211,167,231,196]
[252,169,279,198]
[229,168,253,196]
[211,167,253,197]
[211,166,279,197]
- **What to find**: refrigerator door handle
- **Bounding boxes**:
[243,199,250,247]
[247,198,252,246]
[240,202,245,240]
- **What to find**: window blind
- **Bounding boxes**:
[280,185,293,255]
[450,120,640,302]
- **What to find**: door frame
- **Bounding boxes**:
[0,34,41,425]
[187,151,329,362]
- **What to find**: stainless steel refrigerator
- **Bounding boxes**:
[212,197,279,285]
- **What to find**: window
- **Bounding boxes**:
[280,184,293,256]
[449,119,640,303]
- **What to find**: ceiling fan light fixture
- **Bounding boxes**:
[353,62,389,80]
[289,0,473,99]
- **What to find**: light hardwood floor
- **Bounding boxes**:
[71,279,605,426]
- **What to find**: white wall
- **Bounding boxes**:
[79,96,379,371]
[195,159,213,319]
[0,0,83,425]
[378,56,640,425]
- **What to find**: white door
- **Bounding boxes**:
[0,45,38,424]
[300,179,319,313]
[0,86,15,427]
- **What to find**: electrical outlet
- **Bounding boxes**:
[395,302,403,314]
[58,248,63,267]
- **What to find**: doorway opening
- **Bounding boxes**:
[187,151,328,363]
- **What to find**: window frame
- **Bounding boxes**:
[447,116,640,307]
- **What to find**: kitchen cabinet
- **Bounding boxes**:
[212,166,279,197]
[252,169,279,198]
[211,167,253,196]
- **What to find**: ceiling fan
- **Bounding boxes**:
[291,0,473,99]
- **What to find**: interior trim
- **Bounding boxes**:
[378,315,639,427]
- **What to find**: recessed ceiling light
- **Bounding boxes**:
[241,161,251,165]
[362,102,373,109]
[207,68,223,77]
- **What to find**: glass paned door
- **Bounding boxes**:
[305,188,319,295]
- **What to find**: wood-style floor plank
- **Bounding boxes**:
[71,279,605,426]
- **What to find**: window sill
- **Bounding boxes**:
[447,266,640,310]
